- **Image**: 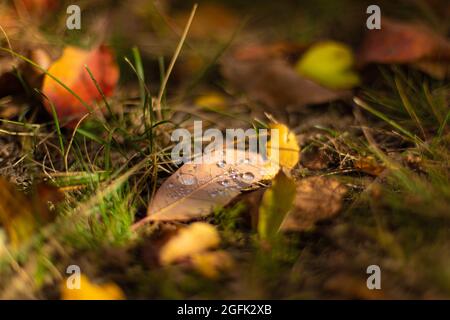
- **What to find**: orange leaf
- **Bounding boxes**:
[42,45,119,127]
[61,274,124,300]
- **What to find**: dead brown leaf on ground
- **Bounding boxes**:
[300,146,332,170]
[138,150,279,225]
[358,17,450,78]
[354,156,386,176]
[281,176,348,231]
[221,54,350,111]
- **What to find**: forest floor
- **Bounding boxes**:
[0,0,449,299]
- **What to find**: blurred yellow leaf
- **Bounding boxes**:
[61,274,124,300]
[194,92,227,111]
[258,170,296,241]
[268,123,300,170]
[160,222,220,265]
[0,177,63,249]
[191,250,234,279]
[295,41,360,89]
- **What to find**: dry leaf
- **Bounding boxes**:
[267,123,300,170]
[61,274,125,300]
[300,146,330,170]
[42,45,119,127]
[146,149,279,222]
[231,42,305,62]
[281,176,347,231]
[159,222,220,265]
[221,56,350,110]
[358,17,450,75]
[258,170,296,241]
[354,156,385,176]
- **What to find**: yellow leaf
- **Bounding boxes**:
[258,170,296,241]
[61,275,124,300]
[191,250,234,279]
[0,178,62,249]
[267,123,300,170]
[160,222,220,265]
[194,92,227,111]
[295,41,360,89]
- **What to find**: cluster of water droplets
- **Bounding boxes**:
[165,159,259,201]
[214,159,257,194]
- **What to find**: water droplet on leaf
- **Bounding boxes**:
[178,174,197,186]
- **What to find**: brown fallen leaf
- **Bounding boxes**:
[300,146,331,170]
[354,156,385,176]
[358,17,450,78]
[358,17,450,64]
[221,56,350,110]
[281,176,347,231]
[141,150,279,223]
[231,42,306,62]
